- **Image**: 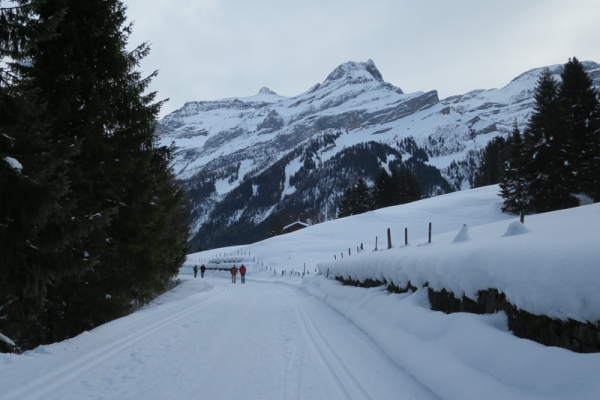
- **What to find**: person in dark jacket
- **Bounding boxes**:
[231,266,238,284]
[193,265,198,278]
[239,264,247,284]
[200,264,206,278]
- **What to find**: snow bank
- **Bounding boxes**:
[319,203,600,323]
[301,275,600,400]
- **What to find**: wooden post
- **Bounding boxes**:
[326,268,329,278]
[520,211,525,224]
[387,228,392,249]
[428,222,432,243]
[375,236,378,251]
[348,248,351,256]
[357,246,359,253]
[405,227,408,245]
[341,252,343,259]
[360,243,363,250]
[304,263,306,275]
[334,254,336,260]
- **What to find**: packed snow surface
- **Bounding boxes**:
[2,185,599,399]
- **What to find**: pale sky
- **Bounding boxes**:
[124,0,600,118]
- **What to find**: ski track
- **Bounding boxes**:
[273,284,366,399]
[272,283,438,400]
[1,276,438,400]
[2,285,232,400]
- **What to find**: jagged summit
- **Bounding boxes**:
[259,87,278,95]
[325,59,384,83]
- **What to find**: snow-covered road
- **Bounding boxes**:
[1,274,438,400]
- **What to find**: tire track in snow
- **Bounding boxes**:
[273,284,372,400]
[2,285,232,400]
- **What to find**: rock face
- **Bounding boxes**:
[156,59,600,248]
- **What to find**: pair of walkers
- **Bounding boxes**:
[193,264,206,278]
[230,264,246,284]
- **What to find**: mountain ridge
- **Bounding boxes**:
[157,59,600,249]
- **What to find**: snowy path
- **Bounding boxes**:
[0,275,437,400]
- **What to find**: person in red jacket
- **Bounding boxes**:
[239,264,247,284]
[231,265,238,284]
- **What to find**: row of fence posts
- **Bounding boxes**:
[335,222,433,260]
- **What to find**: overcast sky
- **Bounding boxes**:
[124,0,600,118]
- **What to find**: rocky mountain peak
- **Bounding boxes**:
[325,59,384,83]
[259,87,278,95]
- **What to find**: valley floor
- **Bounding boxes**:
[0,272,437,400]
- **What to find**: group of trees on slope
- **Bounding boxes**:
[473,57,600,214]
[337,167,422,218]
[0,0,190,352]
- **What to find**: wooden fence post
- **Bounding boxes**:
[326,268,329,278]
[405,227,408,245]
[428,222,432,243]
[520,211,525,224]
[334,254,336,260]
[348,248,351,256]
[375,236,378,251]
[360,243,363,250]
[387,228,392,249]
[341,252,343,259]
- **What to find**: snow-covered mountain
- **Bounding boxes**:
[156,59,600,249]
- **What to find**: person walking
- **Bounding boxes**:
[231,265,238,284]
[200,264,206,278]
[193,265,198,278]
[239,264,247,284]
[240,264,246,283]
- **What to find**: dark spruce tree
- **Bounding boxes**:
[559,57,600,201]
[392,167,422,204]
[474,136,507,188]
[372,167,422,209]
[499,123,529,214]
[522,68,578,213]
[372,168,395,209]
[337,178,373,218]
[0,0,103,351]
[1,0,190,348]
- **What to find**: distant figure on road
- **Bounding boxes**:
[231,265,238,284]
[200,264,206,278]
[239,264,247,284]
[193,265,198,278]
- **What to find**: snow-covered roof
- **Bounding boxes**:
[282,221,309,231]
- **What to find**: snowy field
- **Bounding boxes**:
[2,185,599,399]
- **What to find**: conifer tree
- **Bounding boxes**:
[337,178,374,218]
[559,57,600,201]
[474,136,507,188]
[499,123,529,213]
[372,168,395,209]
[392,167,422,204]
[0,0,102,348]
[522,69,578,213]
[3,0,189,346]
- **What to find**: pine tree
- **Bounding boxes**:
[474,136,507,188]
[337,185,356,218]
[372,168,395,209]
[6,0,189,346]
[392,167,422,204]
[0,0,103,349]
[337,178,374,218]
[499,123,529,214]
[522,69,578,213]
[559,57,600,201]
